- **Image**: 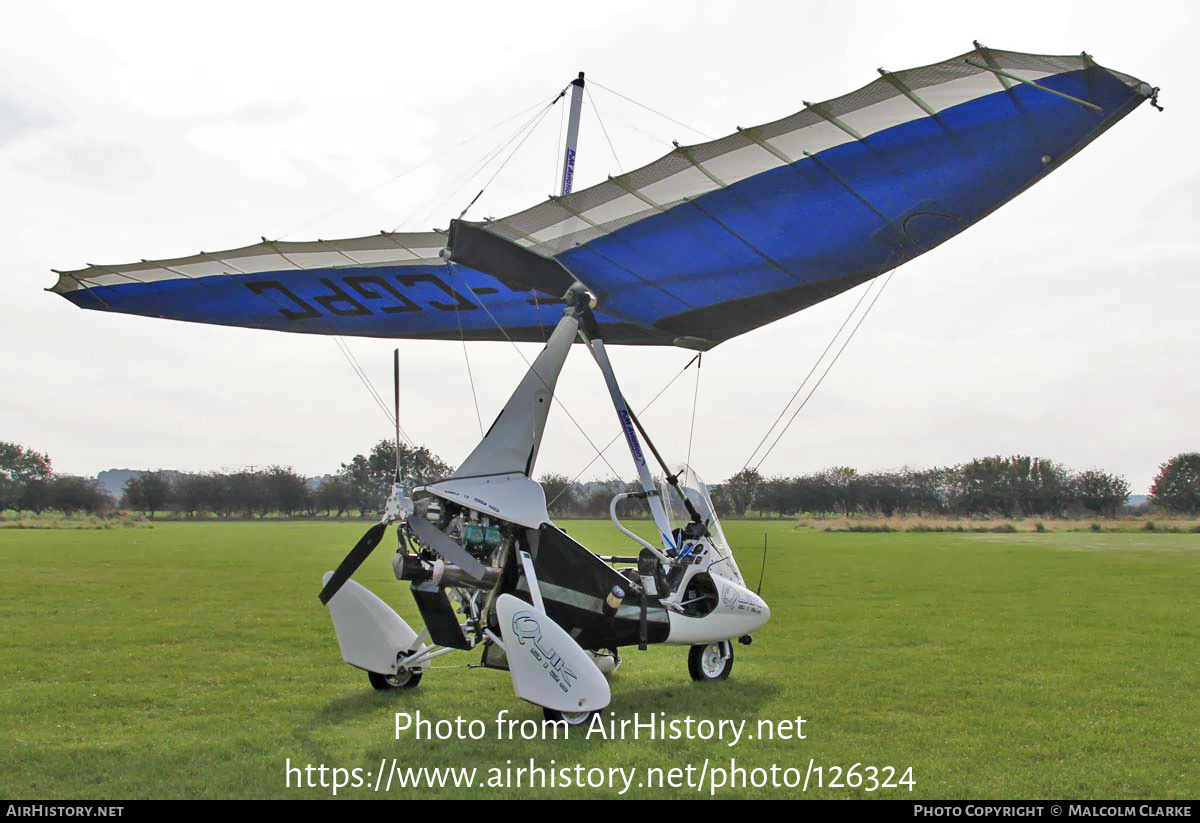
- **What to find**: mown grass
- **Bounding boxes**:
[0,520,1196,799]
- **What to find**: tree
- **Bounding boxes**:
[339,440,453,516]
[313,476,353,517]
[1074,469,1130,516]
[819,466,858,516]
[0,442,52,510]
[954,456,1072,517]
[224,471,267,518]
[720,468,763,517]
[756,476,802,517]
[174,473,205,518]
[339,454,378,517]
[263,466,309,517]
[1150,453,1200,515]
[122,471,173,517]
[367,440,453,489]
[539,473,575,517]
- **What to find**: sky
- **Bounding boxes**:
[1,0,1195,494]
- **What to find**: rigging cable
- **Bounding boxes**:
[751,266,900,472]
[455,94,561,221]
[685,352,702,471]
[546,352,700,508]
[552,91,567,194]
[589,79,714,141]
[467,287,625,483]
[741,276,880,470]
[431,92,567,434]
[393,86,567,232]
[586,85,623,173]
[447,266,485,436]
[275,94,556,241]
[333,335,415,446]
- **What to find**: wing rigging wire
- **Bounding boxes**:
[588,79,714,141]
[552,94,567,194]
[586,85,623,173]
[466,286,625,483]
[453,94,562,222]
[433,77,635,483]
[272,85,568,448]
[685,352,702,472]
[747,266,900,473]
[546,352,700,508]
[393,86,567,232]
[275,94,557,241]
[130,233,423,447]
[332,77,705,483]
[741,277,880,470]
[448,265,485,436]
[334,335,416,446]
[432,90,566,441]
[329,83,563,451]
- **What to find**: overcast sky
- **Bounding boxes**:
[1,0,1195,494]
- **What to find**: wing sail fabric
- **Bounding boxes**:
[51,233,661,343]
[50,46,1156,348]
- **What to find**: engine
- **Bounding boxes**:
[394,496,517,590]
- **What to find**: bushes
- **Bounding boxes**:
[20,475,114,515]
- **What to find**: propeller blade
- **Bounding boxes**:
[318,521,388,605]
[406,515,487,581]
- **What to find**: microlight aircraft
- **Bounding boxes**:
[49,46,1159,724]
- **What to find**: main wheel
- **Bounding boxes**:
[688,641,734,682]
[368,668,423,690]
[543,707,599,727]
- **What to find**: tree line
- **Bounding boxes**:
[0,439,450,518]
[124,440,452,518]
[3,438,1199,519]
[704,454,1200,519]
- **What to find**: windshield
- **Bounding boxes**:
[660,464,744,586]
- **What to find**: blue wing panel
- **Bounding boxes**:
[557,67,1146,343]
[52,57,1151,349]
[61,263,658,343]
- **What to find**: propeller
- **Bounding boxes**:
[318,521,389,605]
[318,347,406,606]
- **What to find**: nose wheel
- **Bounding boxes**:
[688,641,734,681]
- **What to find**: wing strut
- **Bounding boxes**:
[571,291,676,558]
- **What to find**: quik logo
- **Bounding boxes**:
[617,409,645,464]
[511,612,578,694]
[562,148,576,192]
[722,584,763,615]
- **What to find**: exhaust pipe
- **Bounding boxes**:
[394,553,499,589]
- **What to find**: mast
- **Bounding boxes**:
[560,72,585,196]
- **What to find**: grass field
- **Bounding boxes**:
[1,519,1197,799]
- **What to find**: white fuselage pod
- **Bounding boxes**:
[321,572,425,674]
[664,578,770,645]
